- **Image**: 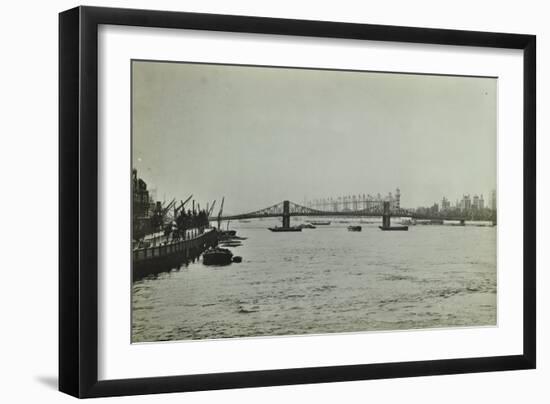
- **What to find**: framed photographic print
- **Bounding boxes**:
[59,6,536,398]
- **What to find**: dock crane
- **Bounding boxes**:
[207,200,216,217]
[162,198,176,214]
[160,198,177,223]
[174,195,193,215]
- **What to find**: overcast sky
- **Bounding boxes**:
[132,60,496,214]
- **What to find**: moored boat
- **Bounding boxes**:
[203,247,233,265]
[347,225,362,232]
[308,221,331,225]
[219,229,237,238]
[379,225,409,231]
[268,226,302,232]
[220,241,242,247]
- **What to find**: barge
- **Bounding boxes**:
[268,226,302,232]
[379,225,409,231]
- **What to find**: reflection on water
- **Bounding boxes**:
[132,219,496,342]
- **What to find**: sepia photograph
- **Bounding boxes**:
[131,60,497,343]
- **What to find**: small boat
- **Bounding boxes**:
[347,225,362,232]
[298,223,316,229]
[220,241,242,247]
[219,229,237,237]
[232,256,243,263]
[308,221,331,225]
[203,247,233,265]
[400,219,416,226]
[268,226,302,232]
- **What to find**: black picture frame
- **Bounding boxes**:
[59,5,536,398]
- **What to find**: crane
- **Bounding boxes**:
[161,198,177,216]
[207,200,216,217]
[174,194,193,215]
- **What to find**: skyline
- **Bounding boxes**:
[132,61,497,214]
[135,177,495,213]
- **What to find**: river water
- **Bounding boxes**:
[132,219,496,342]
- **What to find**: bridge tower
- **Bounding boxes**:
[282,200,290,228]
[382,201,391,228]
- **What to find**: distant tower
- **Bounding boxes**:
[441,197,450,211]
[491,190,497,211]
[463,194,471,211]
[473,194,480,210]
[395,188,401,209]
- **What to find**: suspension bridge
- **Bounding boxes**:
[218,200,487,225]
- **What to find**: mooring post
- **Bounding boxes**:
[282,200,290,228]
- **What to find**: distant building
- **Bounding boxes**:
[133,169,151,218]
[441,197,451,211]
[460,194,472,211]
[479,194,485,210]
[394,188,401,210]
[132,169,156,239]
[472,194,480,210]
[490,189,497,211]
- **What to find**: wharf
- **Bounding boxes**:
[133,228,218,280]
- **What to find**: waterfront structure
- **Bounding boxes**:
[133,228,218,279]
[131,169,219,279]
[133,169,156,239]
[133,169,151,217]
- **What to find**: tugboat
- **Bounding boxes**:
[203,247,233,265]
[347,225,362,232]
